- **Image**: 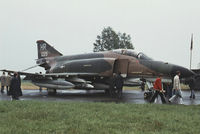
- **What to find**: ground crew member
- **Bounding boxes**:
[111,72,124,98]
[115,72,123,91]
[188,77,195,99]
[150,76,166,104]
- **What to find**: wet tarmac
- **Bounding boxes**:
[0,89,200,105]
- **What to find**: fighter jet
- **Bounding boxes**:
[1,40,195,98]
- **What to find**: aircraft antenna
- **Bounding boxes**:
[21,65,38,72]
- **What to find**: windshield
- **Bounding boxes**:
[113,49,153,60]
[137,52,153,60]
[113,49,138,58]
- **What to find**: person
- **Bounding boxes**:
[150,76,166,103]
[141,81,145,91]
[111,72,124,98]
[39,72,43,92]
[164,82,173,99]
[10,72,22,100]
[5,72,12,95]
[115,72,124,90]
[169,71,183,104]
[39,86,42,92]
[0,72,6,93]
[140,77,146,91]
[188,77,195,99]
[17,73,23,97]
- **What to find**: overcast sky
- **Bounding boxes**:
[0,0,200,73]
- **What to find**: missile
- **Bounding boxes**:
[93,83,110,90]
[67,77,86,83]
[32,79,74,89]
[124,78,142,86]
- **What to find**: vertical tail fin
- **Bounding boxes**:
[36,40,63,59]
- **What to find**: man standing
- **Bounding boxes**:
[6,72,12,95]
[169,71,183,104]
[111,72,124,98]
[188,77,195,99]
[0,72,6,93]
[141,81,145,91]
[150,76,166,104]
[17,73,22,97]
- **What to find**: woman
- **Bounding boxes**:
[10,72,22,100]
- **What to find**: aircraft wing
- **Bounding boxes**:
[0,69,99,79]
[44,72,99,77]
[145,77,172,83]
[0,69,40,76]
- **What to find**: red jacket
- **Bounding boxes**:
[153,78,162,90]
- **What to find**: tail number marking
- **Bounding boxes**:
[40,43,48,57]
[40,43,47,51]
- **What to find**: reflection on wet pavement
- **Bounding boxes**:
[0,89,199,105]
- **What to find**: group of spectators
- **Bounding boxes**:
[150,71,196,104]
[0,70,196,103]
[0,72,22,100]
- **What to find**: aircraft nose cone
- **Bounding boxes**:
[171,65,195,78]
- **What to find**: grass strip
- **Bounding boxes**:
[0,101,199,134]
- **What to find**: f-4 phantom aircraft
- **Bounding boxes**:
[1,40,195,98]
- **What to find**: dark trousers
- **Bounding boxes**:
[150,90,166,103]
[190,89,195,99]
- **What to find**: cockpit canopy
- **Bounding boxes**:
[112,49,153,60]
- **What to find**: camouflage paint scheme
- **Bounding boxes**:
[36,40,194,78]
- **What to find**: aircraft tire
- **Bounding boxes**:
[144,92,148,99]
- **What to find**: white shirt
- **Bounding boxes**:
[173,75,181,90]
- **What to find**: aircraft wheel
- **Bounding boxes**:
[47,88,57,95]
[144,92,148,99]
